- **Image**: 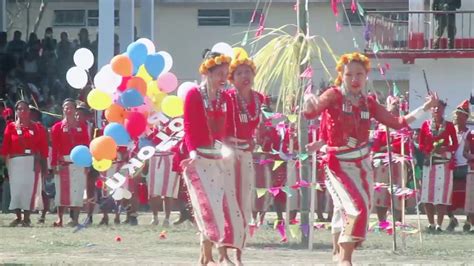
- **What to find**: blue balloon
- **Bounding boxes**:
[127,42,148,69]
[70,145,92,167]
[120,89,144,108]
[144,53,165,78]
[138,137,154,149]
[104,123,131,146]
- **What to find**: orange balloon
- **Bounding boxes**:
[90,136,118,161]
[111,55,133,77]
[105,104,127,124]
[126,77,147,96]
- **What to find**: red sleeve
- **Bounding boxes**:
[50,122,61,167]
[303,87,339,120]
[36,123,49,159]
[447,122,458,152]
[1,123,13,157]
[418,121,431,155]
[370,97,408,130]
[184,88,202,152]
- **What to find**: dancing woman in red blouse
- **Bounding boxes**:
[51,99,90,227]
[303,52,438,265]
[226,56,264,264]
[180,50,243,265]
[2,100,48,227]
[418,100,458,232]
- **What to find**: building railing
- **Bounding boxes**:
[365,10,474,52]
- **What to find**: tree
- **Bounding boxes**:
[6,0,48,39]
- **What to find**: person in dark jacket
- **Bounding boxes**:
[433,0,462,49]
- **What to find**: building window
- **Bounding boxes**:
[53,10,86,26]
[198,9,262,26]
[231,9,262,26]
[198,9,230,26]
[87,10,120,27]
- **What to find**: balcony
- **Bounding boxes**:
[364,10,474,63]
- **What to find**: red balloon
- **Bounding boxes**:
[118,76,132,92]
[124,112,147,139]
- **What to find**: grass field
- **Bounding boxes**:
[0,213,473,265]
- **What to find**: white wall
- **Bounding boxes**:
[408,58,474,128]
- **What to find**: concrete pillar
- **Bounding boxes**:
[140,0,154,40]
[119,0,134,53]
[0,0,6,32]
[97,0,115,128]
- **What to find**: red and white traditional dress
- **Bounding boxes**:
[419,120,457,205]
[252,122,279,212]
[183,87,245,249]
[146,127,180,199]
[371,125,410,210]
[2,121,48,211]
[226,88,263,235]
[304,87,409,243]
[51,120,90,207]
[465,130,474,214]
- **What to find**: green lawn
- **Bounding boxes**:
[0,213,472,265]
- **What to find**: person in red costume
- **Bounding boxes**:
[180,49,243,265]
[51,98,90,227]
[225,55,264,264]
[371,95,411,223]
[2,100,48,227]
[303,52,438,265]
[419,100,458,233]
[446,100,471,232]
[462,117,474,233]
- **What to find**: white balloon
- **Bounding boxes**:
[94,64,122,95]
[66,66,88,89]
[157,51,173,74]
[211,42,234,58]
[136,38,156,54]
[73,48,94,70]
[177,82,198,100]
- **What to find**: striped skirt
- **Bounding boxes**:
[372,153,405,210]
[147,152,180,199]
[55,158,87,207]
[252,153,273,212]
[183,150,245,250]
[465,164,474,214]
[421,153,453,205]
[324,145,373,243]
[7,155,42,211]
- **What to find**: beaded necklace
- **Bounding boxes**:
[236,91,260,123]
[430,119,446,137]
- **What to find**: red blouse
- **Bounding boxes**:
[1,121,48,158]
[226,89,264,140]
[304,87,408,147]
[418,120,458,155]
[256,123,280,152]
[184,87,232,152]
[51,120,90,167]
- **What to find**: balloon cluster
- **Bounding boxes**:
[69,38,198,171]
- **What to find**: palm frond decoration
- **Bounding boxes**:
[251,24,338,116]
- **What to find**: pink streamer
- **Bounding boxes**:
[336,21,342,32]
[351,0,357,13]
[269,187,281,197]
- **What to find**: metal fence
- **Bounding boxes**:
[365,10,474,51]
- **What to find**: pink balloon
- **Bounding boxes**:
[124,112,147,139]
[131,96,153,113]
[112,91,122,104]
[157,72,178,93]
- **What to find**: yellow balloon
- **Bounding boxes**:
[233,47,249,60]
[146,80,160,98]
[137,65,153,83]
[151,91,167,112]
[92,158,113,172]
[161,95,184,118]
[87,89,112,110]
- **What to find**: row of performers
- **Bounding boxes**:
[1,50,472,265]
